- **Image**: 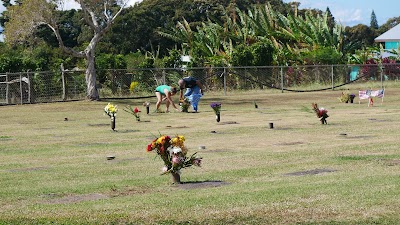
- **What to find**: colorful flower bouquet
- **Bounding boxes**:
[124,105,141,121]
[312,103,329,124]
[104,103,118,130]
[147,134,202,183]
[179,98,191,112]
[210,102,221,122]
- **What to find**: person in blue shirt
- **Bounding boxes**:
[155,85,180,112]
[178,77,204,112]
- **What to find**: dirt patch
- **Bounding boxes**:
[43,193,108,204]
[269,127,293,130]
[166,125,189,128]
[174,180,229,190]
[385,159,400,166]
[285,168,337,176]
[218,121,238,125]
[368,118,391,122]
[341,135,374,139]
[116,129,140,133]
[109,187,150,197]
[106,157,145,163]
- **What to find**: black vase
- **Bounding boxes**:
[111,116,116,130]
[216,113,220,122]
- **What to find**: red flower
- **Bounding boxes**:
[147,144,153,152]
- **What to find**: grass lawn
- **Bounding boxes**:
[0,83,399,224]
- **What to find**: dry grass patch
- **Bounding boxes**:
[1,84,400,224]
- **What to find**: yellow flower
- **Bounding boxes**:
[171,135,185,148]
[157,136,165,145]
[130,81,139,92]
[105,103,118,115]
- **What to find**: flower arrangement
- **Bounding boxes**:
[104,103,118,118]
[338,92,349,103]
[124,105,141,121]
[210,102,221,122]
[146,134,202,183]
[210,102,221,114]
[179,98,191,112]
[104,103,118,130]
[339,92,356,103]
[312,103,329,124]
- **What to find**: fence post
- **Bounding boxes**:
[331,65,334,90]
[162,69,166,84]
[280,67,283,93]
[223,67,227,96]
[19,73,23,104]
[380,64,384,89]
[61,64,67,101]
[6,72,9,104]
[27,71,32,103]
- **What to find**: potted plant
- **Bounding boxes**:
[179,98,191,113]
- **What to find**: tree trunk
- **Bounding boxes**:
[85,50,99,100]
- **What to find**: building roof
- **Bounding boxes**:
[375,23,400,42]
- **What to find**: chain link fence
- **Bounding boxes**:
[1,64,399,105]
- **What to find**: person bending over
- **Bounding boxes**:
[178,77,204,112]
[155,85,180,112]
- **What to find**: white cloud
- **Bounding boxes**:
[57,0,142,10]
[334,9,364,26]
[57,0,81,10]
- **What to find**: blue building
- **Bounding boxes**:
[375,23,400,57]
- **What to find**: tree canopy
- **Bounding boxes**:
[0,0,398,77]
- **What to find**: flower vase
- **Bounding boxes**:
[171,172,181,184]
[146,106,149,114]
[216,113,220,122]
[111,116,116,130]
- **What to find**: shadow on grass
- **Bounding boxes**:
[175,180,230,190]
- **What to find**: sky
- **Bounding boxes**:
[283,0,400,27]
[1,0,399,41]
